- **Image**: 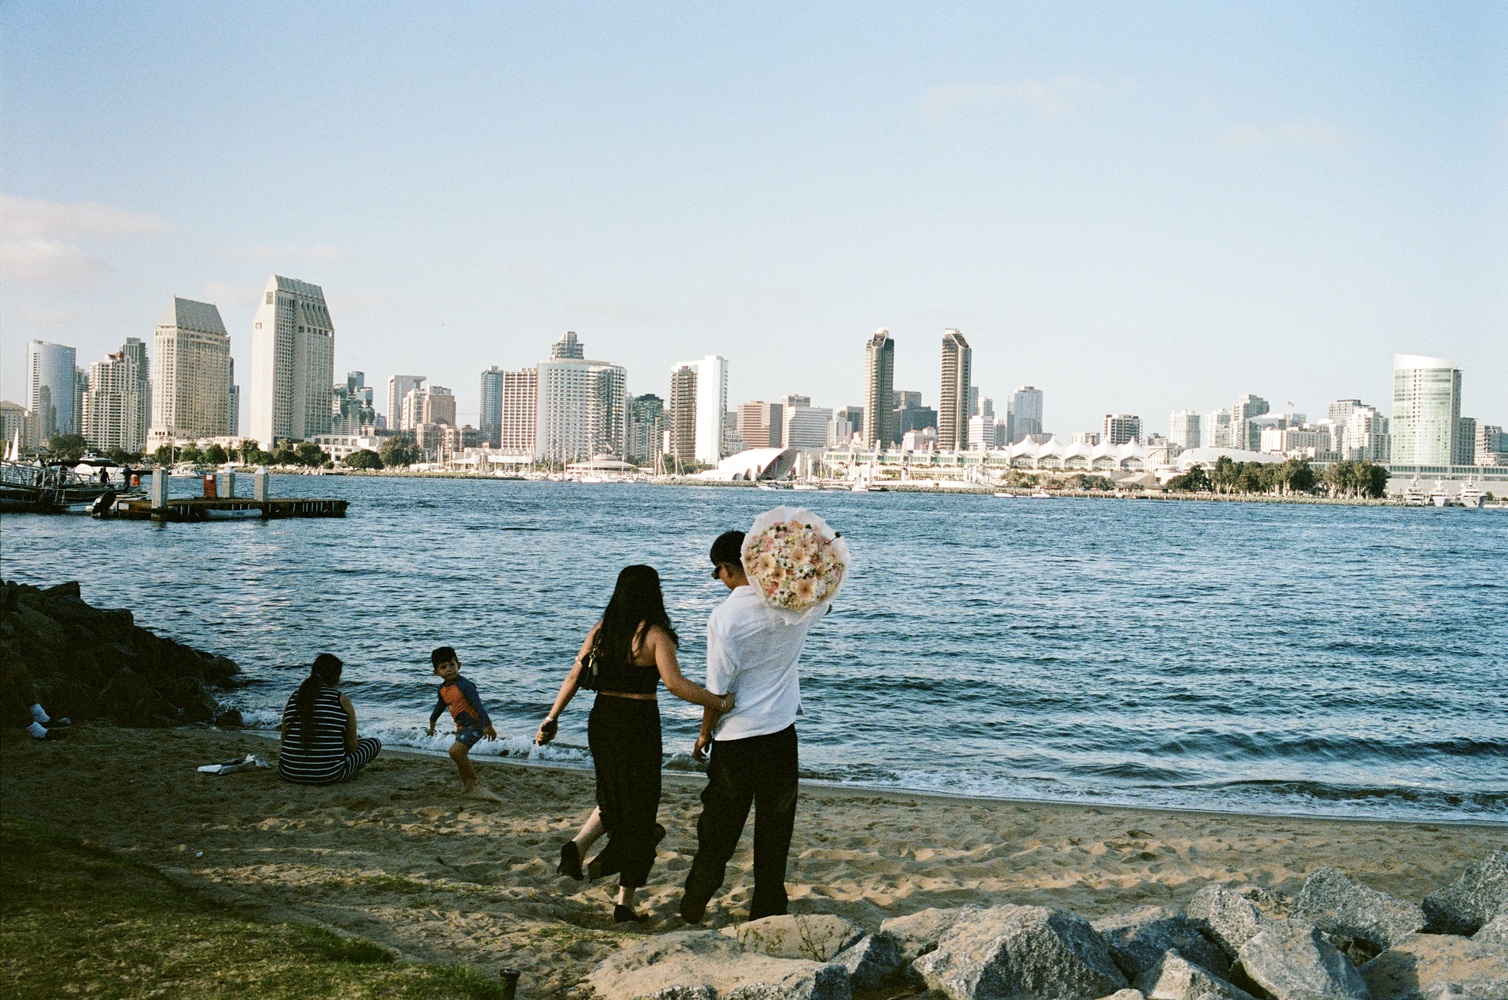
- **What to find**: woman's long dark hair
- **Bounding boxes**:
[294,653,343,749]
[594,565,678,667]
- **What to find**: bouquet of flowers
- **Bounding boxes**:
[741,506,850,624]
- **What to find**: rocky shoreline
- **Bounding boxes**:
[1,579,242,727]
[593,857,1507,1000]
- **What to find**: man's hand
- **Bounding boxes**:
[693,733,712,763]
[484,724,497,741]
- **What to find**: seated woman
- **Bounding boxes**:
[277,653,381,784]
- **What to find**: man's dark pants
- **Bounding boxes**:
[680,724,798,922]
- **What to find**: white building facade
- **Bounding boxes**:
[535,355,627,463]
[668,355,727,465]
[250,275,334,448]
[150,298,232,446]
[83,341,149,452]
[1391,354,1461,467]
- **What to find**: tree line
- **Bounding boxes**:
[1165,457,1389,498]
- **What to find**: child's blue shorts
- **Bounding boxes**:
[455,725,485,748]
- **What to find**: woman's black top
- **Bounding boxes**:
[593,632,661,694]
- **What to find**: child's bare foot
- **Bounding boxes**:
[462,781,503,802]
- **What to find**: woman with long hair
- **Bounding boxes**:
[535,565,733,923]
[277,653,382,785]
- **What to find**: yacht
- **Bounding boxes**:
[1402,479,1428,506]
[1428,481,1450,508]
[1458,480,1484,509]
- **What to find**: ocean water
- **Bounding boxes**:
[4,476,1505,822]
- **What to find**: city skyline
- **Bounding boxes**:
[3,4,1505,434]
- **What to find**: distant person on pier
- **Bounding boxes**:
[535,565,734,924]
[2,663,71,741]
[277,653,381,784]
[426,646,500,800]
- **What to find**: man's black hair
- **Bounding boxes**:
[431,646,457,667]
[709,530,745,568]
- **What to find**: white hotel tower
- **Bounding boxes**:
[149,298,232,446]
[250,275,334,449]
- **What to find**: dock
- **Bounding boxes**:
[112,496,349,522]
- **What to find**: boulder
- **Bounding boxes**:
[588,928,851,1000]
[1099,992,1147,1000]
[40,581,82,599]
[721,914,865,962]
[1294,867,1427,963]
[1188,885,1284,960]
[1133,952,1260,1000]
[912,904,1127,1000]
[1235,923,1368,1000]
[880,905,984,965]
[160,676,218,724]
[97,668,179,726]
[1472,914,1507,945]
[6,603,68,654]
[1422,851,1507,936]
[1093,906,1231,979]
[1361,932,1508,1000]
[831,932,904,991]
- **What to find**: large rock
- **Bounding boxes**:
[1422,851,1508,936]
[1473,914,1508,945]
[1361,932,1508,1000]
[832,932,904,991]
[1133,952,1260,1000]
[1188,885,1285,960]
[97,668,179,726]
[1294,867,1427,963]
[880,905,984,965]
[588,928,850,1000]
[1093,906,1231,979]
[912,904,1127,1000]
[1235,923,1368,1000]
[721,915,865,962]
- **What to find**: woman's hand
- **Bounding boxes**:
[535,717,558,746]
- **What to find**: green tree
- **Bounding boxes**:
[293,441,327,467]
[379,435,423,467]
[202,444,228,465]
[152,443,176,466]
[1365,462,1390,498]
[105,447,140,466]
[1166,466,1212,492]
[1082,474,1116,492]
[1210,455,1238,493]
[344,449,384,470]
[270,440,298,466]
[48,433,88,460]
[178,443,203,464]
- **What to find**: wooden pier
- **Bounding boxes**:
[112,496,349,522]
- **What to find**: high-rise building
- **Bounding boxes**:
[332,370,376,435]
[550,330,585,360]
[1103,414,1142,446]
[1202,409,1233,449]
[1342,405,1389,462]
[150,297,232,445]
[479,367,505,445]
[667,356,727,465]
[1391,354,1462,467]
[249,275,334,448]
[82,341,149,452]
[1008,386,1044,443]
[25,340,78,440]
[1169,410,1201,451]
[1455,418,1478,467]
[1476,425,1508,466]
[1231,394,1270,452]
[939,329,971,452]
[863,328,894,448]
[388,375,425,431]
[228,358,240,436]
[782,397,833,453]
[737,401,784,449]
[498,369,538,453]
[829,406,863,448]
[535,336,627,462]
[628,394,664,466]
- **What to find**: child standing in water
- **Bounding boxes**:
[426,646,501,800]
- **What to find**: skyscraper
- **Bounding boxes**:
[1391,354,1461,467]
[667,356,727,465]
[82,341,149,452]
[1103,414,1142,446]
[25,340,78,440]
[939,329,971,452]
[249,275,334,448]
[535,335,627,462]
[863,328,894,448]
[1231,394,1270,452]
[1169,410,1201,450]
[498,369,538,453]
[628,393,664,466]
[228,358,240,436]
[479,366,505,446]
[1202,409,1233,449]
[737,401,784,449]
[387,375,425,431]
[150,297,232,445]
[1008,386,1044,442]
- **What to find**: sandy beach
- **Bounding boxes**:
[3,723,1501,997]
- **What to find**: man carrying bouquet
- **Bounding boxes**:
[679,528,831,924]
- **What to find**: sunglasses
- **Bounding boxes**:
[710,563,726,579]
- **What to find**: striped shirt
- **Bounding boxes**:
[277,686,353,785]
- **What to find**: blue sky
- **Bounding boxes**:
[3,2,1504,434]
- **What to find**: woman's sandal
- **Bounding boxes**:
[558,841,585,881]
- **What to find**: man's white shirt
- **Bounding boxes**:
[706,585,823,741]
